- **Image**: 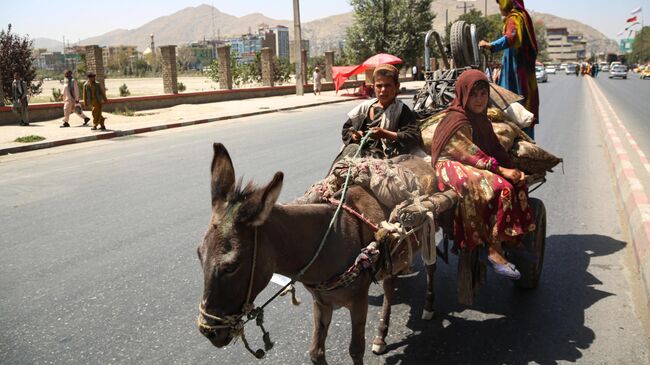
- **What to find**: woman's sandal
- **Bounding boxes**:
[487,255,521,280]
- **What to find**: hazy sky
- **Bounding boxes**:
[1,0,648,42]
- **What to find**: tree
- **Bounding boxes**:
[533,19,550,62]
[630,26,650,64]
[445,10,502,46]
[344,0,435,67]
[0,24,42,105]
[177,45,198,71]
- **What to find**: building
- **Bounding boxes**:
[270,25,290,59]
[33,49,66,72]
[187,42,214,69]
[546,27,589,62]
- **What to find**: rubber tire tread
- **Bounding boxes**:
[450,21,473,68]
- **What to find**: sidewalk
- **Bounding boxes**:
[0,81,425,156]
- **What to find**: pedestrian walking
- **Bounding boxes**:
[313,67,322,95]
[82,72,108,131]
[479,0,539,139]
[412,65,418,81]
[11,71,29,126]
[61,70,90,128]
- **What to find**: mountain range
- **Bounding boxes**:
[33,2,618,56]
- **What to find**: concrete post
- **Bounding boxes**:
[301,49,308,85]
[84,45,105,89]
[159,45,178,94]
[261,47,274,87]
[324,51,334,82]
[217,45,232,90]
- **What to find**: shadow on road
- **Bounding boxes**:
[368,234,625,364]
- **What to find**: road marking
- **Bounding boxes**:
[586,77,650,260]
[587,77,650,174]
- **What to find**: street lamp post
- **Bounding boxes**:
[293,0,304,96]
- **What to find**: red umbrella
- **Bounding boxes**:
[361,53,403,68]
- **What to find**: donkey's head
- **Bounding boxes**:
[197,143,283,347]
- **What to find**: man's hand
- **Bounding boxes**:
[497,166,525,185]
[479,40,492,50]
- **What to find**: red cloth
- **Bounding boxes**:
[333,65,367,93]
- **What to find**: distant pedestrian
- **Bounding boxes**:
[82,72,108,131]
[412,65,418,80]
[575,65,580,77]
[61,70,90,128]
[11,71,29,126]
[313,67,322,95]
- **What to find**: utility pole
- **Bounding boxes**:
[293,0,304,96]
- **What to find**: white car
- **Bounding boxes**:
[565,64,577,75]
[535,65,548,82]
[545,65,556,74]
[599,62,609,72]
[609,65,628,79]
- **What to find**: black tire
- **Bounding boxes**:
[511,198,546,289]
[450,21,473,68]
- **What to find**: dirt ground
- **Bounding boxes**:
[32,76,265,104]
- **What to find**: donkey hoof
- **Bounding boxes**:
[421,309,435,320]
[372,343,387,355]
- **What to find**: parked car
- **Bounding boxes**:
[609,65,628,79]
[641,65,650,80]
[545,65,557,74]
[565,64,577,75]
[535,65,548,82]
[559,63,568,72]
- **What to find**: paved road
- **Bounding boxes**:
[1,74,649,364]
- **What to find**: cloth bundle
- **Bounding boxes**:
[418,107,562,175]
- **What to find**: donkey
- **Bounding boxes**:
[196,143,438,365]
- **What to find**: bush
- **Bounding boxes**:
[177,82,186,92]
[50,88,63,102]
[119,83,130,97]
[15,135,45,143]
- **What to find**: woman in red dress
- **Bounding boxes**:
[430,70,535,279]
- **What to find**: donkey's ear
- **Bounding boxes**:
[250,171,283,226]
[211,143,235,205]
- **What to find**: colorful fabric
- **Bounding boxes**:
[491,0,539,124]
[436,126,535,250]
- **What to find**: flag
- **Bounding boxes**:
[631,6,642,15]
[627,15,637,23]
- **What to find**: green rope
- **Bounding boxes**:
[294,132,374,279]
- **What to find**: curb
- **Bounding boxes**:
[588,77,650,309]
[0,97,361,156]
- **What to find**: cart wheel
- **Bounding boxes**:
[510,197,546,289]
[450,21,473,68]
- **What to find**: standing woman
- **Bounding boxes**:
[479,0,539,139]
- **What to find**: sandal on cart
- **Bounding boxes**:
[487,256,521,280]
